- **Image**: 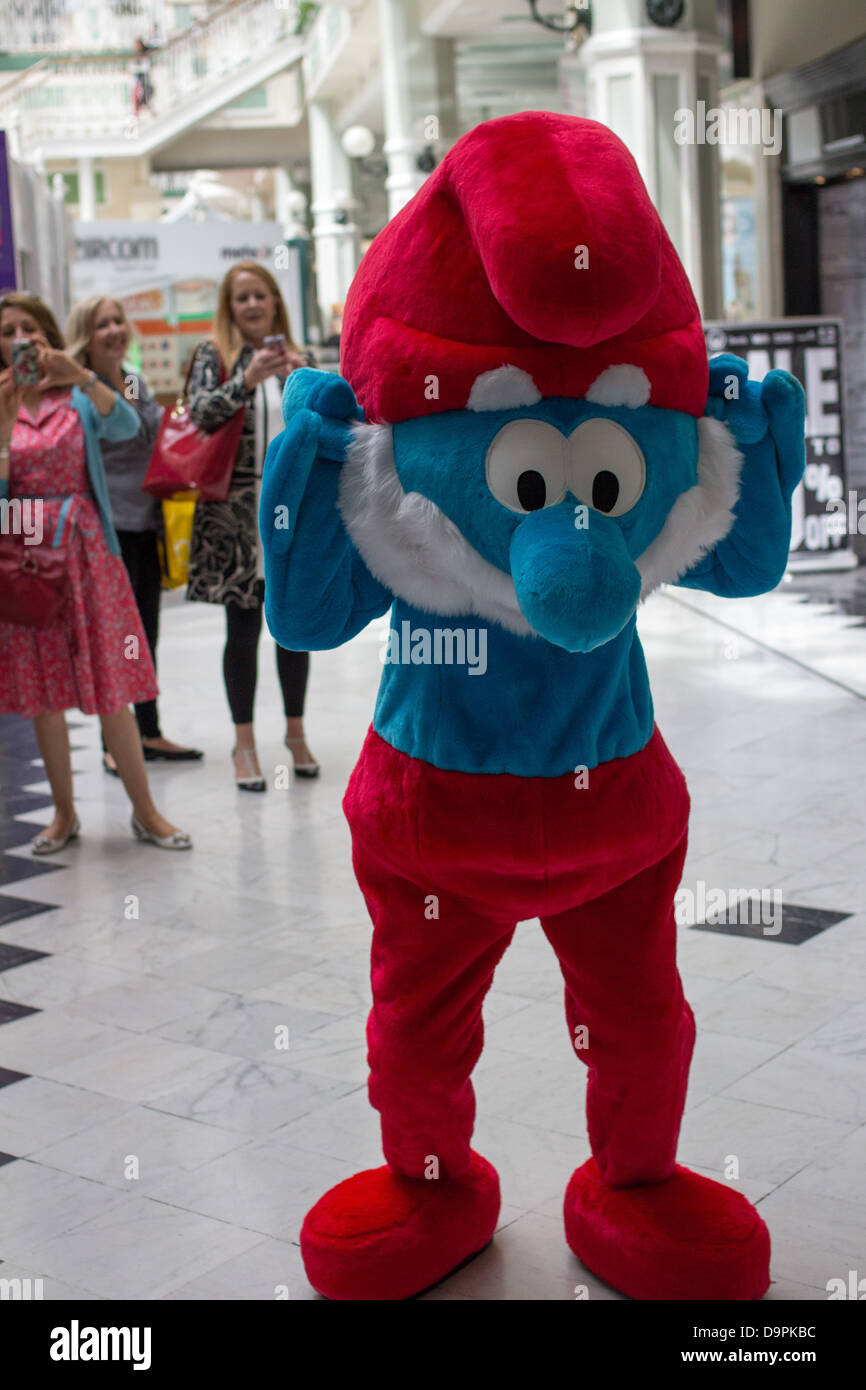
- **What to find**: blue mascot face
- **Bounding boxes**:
[392,400,699,653]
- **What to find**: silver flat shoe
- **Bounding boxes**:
[131,813,192,851]
[31,816,81,856]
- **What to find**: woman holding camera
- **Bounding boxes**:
[66,294,203,774]
[0,292,191,853]
[186,261,319,790]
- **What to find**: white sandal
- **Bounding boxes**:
[31,816,81,856]
[286,736,320,779]
[232,747,266,792]
[131,813,192,851]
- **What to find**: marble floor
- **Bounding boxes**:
[0,570,864,1301]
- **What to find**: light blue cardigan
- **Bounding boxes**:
[0,387,140,555]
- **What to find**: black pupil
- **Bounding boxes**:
[592,470,619,513]
[517,470,546,511]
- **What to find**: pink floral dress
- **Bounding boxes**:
[0,389,159,717]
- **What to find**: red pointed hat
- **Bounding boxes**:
[340,111,708,423]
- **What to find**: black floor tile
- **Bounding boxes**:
[0,857,64,888]
[0,792,55,817]
[0,896,58,928]
[0,1000,41,1025]
[0,943,50,972]
[0,1068,30,1088]
[0,716,76,928]
[690,901,851,945]
[0,821,54,852]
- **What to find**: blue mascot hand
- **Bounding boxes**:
[680,354,806,598]
[281,367,364,463]
[704,354,766,444]
[260,370,391,649]
[261,370,363,557]
[704,353,805,498]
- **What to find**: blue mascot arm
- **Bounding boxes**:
[678,354,806,598]
[260,369,392,649]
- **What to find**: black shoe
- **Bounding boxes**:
[232,748,266,792]
[142,743,205,762]
[285,737,320,779]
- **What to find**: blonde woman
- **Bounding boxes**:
[67,295,202,773]
[0,292,191,853]
[186,261,319,789]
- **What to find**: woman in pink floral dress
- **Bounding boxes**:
[0,293,191,853]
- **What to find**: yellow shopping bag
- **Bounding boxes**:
[158,492,197,590]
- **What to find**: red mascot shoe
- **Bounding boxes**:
[301,1151,500,1300]
[565,1159,770,1300]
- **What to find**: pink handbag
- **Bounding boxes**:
[143,349,246,502]
[0,496,73,628]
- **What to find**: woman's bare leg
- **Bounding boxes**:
[100,706,181,838]
[32,711,76,837]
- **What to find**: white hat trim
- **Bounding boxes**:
[467,365,541,412]
[585,364,651,408]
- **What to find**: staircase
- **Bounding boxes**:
[0,0,314,161]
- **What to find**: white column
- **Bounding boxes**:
[309,100,360,337]
[747,82,784,319]
[378,0,426,218]
[78,155,97,221]
[579,1,723,318]
[274,167,309,241]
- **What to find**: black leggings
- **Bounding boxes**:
[224,595,309,725]
[117,529,162,740]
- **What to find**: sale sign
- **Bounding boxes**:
[704,319,854,571]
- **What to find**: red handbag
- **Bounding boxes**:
[143,347,246,502]
[0,500,73,629]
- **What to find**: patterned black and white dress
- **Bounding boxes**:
[185,341,286,610]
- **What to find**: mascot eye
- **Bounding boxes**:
[568,419,646,517]
[485,419,567,513]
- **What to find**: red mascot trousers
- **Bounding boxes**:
[343,725,694,1189]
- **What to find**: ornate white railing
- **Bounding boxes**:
[1,0,169,53]
[0,0,314,154]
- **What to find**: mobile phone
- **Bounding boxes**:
[263,334,286,350]
[11,338,40,387]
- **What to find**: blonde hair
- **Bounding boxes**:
[213,261,300,368]
[66,295,131,367]
[0,292,65,361]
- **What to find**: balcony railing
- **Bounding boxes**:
[0,0,315,154]
[1,0,169,54]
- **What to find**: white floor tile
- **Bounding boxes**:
[32,1106,248,1193]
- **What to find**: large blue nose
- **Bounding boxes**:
[509,502,642,652]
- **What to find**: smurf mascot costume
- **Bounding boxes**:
[260,112,805,1301]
